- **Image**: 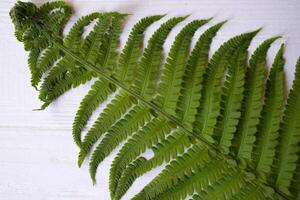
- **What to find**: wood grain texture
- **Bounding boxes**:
[0,0,300,199]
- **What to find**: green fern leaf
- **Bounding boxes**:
[114,15,164,85]
[252,44,285,180]
[177,21,226,129]
[72,80,112,147]
[133,144,212,199]
[232,37,280,161]
[11,2,300,199]
[32,45,61,87]
[38,57,71,108]
[194,30,259,142]
[80,91,133,162]
[275,56,300,195]
[231,182,272,200]
[9,1,71,88]
[133,16,187,100]
[154,19,211,115]
[39,13,124,108]
[84,105,151,167]
[109,117,172,195]
[213,34,250,153]
[152,157,230,200]
[114,129,189,199]
[192,170,247,200]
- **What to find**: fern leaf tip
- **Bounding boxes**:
[219,19,228,25]
[206,16,214,22]
[253,27,263,35]
[32,106,46,111]
[78,153,84,167]
[182,15,190,20]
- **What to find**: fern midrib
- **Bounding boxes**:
[52,38,292,200]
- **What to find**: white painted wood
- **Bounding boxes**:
[0,0,300,199]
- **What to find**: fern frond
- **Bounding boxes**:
[80,91,132,162]
[231,182,272,200]
[133,144,211,199]
[133,16,187,100]
[32,45,61,87]
[79,13,114,65]
[27,39,51,88]
[72,80,112,147]
[34,13,100,91]
[109,117,171,195]
[114,157,150,199]
[64,13,101,50]
[275,57,300,195]
[232,37,280,161]
[114,129,190,199]
[176,21,226,129]
[154,19,210,115]
[83,105,151,167]
[11,2,300,199]
[152,157,230,200]
[96,14,126,73]
[292,156,300,198]
[213,35,249,154]
[39,13,124,108]
[114,15,164,85]
[10,1,71,88]
[192,170,247,200]
[9,1,38,42]
[39,2,72,38]
[252,44,285,181]
[194,30,259,142]
[38,13,105,105]
[44,68,95,104]
[38,56,71,106]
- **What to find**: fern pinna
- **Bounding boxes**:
[10,1,300,200]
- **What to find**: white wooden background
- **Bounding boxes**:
[1,0,300,199]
